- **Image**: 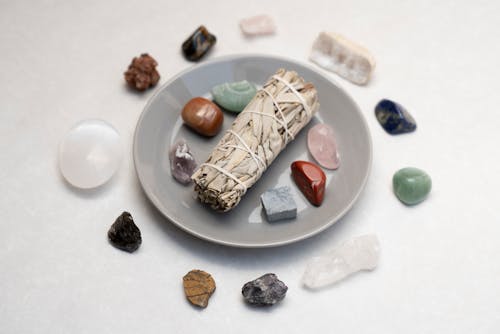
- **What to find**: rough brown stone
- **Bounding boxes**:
[124,53,160,91]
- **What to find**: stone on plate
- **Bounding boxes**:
[302,234,380,289]
[291,160,326,206]
[169,139,197,184]
[242,273,287,306]
[108,212,142,253]
[260,186,297,222]
[375,99,416,135]
[307,123,340,170]
[182,25,216,62]
[181,97,223,137]
[183,269,216,308]
[211,80,257,113]
[239,15,276,36]
[310,31,375,85]
[393,167,431,205]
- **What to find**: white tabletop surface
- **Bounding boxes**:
[2,0,499,333]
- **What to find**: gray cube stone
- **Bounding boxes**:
[260,186,297,222]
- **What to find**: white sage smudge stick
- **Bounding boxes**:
[191,69,320,211]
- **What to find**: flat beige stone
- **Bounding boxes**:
[182,269,216,308]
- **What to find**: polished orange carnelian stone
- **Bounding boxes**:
[181,97,223,137]
[291,160,326,206]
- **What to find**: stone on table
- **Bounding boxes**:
[393,167,431,205]
[169,139,197,184]
[310,32,375,85]
[260,186,297,222]
[124,53,160,91]
[239,15,276,36]
[59,119,123,189]
[291,160,326,206]
[181,97,223,137]
[108,212,142,253]
[375,99,416,135]
[182,25,216,61]
[183,269,216,308]
[242,273,288,306]
[307,123,340,170]
[211,80,257,113]
[302,235,380,289]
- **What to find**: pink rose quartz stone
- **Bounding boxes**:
[239,15,276,36]
[307,123,340,170]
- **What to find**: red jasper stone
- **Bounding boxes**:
[291,161,326,206]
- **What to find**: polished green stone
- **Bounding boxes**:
[393,167,431,205]
[211,80,257,112]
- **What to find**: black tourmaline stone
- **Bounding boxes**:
[242,273,288,306]
[182,25,216,61]
[108,212,142,252]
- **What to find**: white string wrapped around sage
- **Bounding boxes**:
[191,69,320,211]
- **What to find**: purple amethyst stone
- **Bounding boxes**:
[169,139,197,184]
[242,273,288,306]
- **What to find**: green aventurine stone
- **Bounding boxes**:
[393,167,432,205]
[211,80,257,113]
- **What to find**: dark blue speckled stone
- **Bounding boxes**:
[375,99,416,135]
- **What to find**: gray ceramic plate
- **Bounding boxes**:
[133,54,372,247]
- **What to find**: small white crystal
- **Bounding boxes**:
[310,32,375,85]
[239,15,276,36]
[302,234,380,289]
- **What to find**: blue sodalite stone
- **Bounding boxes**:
[375,99,416,135]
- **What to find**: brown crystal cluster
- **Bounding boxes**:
[124,53,160,91]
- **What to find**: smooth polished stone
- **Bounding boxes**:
[181,97,223,137]
[211,80,257,113]
[307,123,340,170]
[169,139,197,184]
[239,15,276,36]
[260,186,297,222]
[302,235,380,289]
[183,270,216,308]
[108,212,142,253]
[375,99,416,135]
[59,119,123,189]
[310,32,375,85]
[242,273,288,306]
[181,25,216,62]
[393,167,432,205]
[291,160,326,206]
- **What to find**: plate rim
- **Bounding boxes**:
[133,53,373,248]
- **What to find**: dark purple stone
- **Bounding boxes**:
[242,273,288,306]
[169,139,197,184]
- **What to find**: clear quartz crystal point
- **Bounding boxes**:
[59,119,123,189]
[302,234,380,289]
